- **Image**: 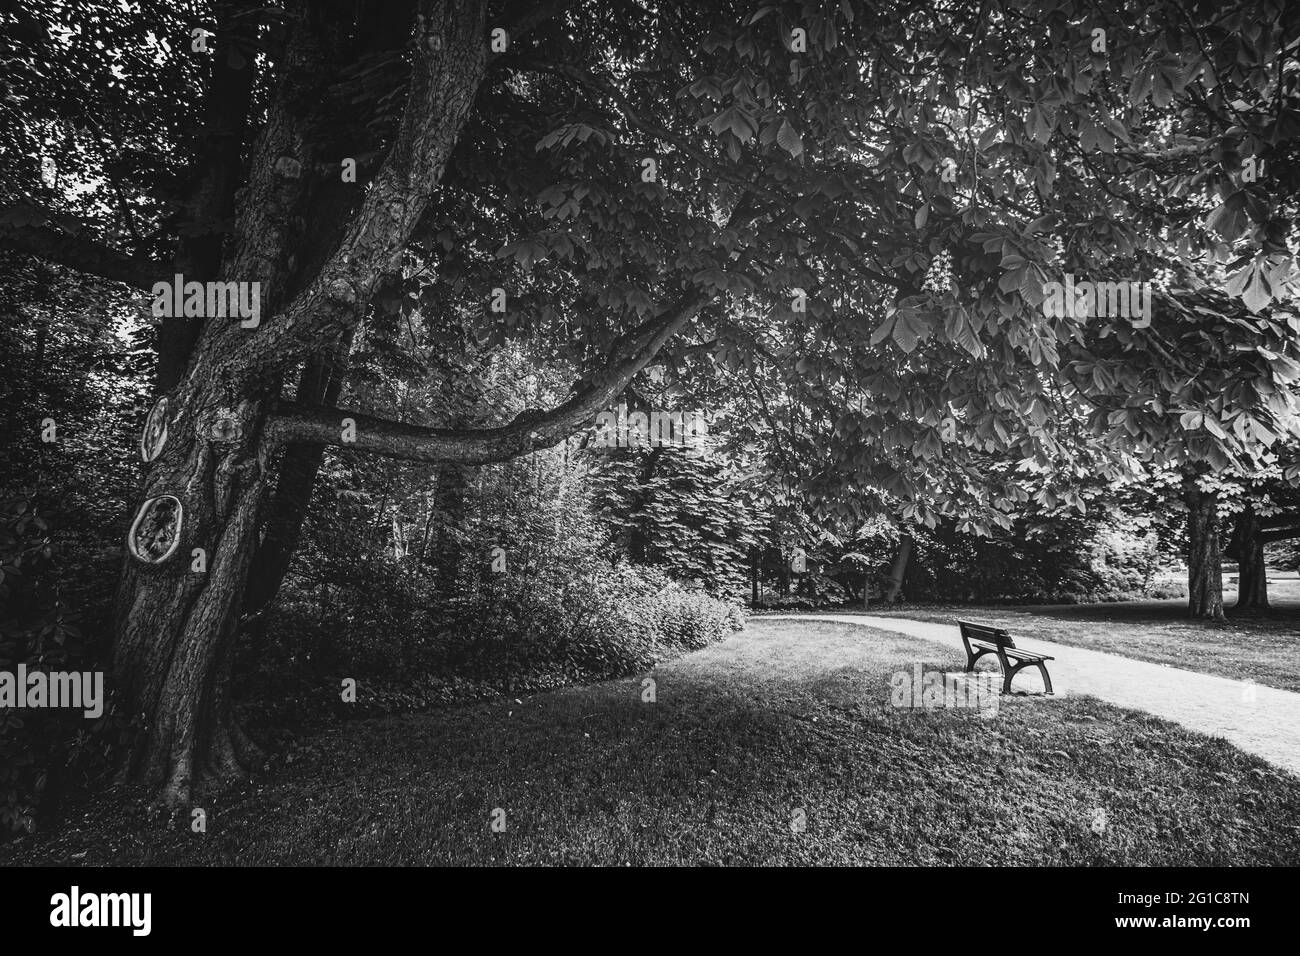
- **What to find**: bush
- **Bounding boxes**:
[759,570,852,609]
[422,562,744,684]
[244,557,745,729]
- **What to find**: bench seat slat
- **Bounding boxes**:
[966,639,1053,662]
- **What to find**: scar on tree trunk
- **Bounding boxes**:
[113,418,275,807]
[1183,480,1225,623]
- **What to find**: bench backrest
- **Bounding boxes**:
[958,620,1015,648]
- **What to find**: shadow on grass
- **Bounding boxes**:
[6,622,1296,866]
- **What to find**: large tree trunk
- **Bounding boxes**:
[113,389,276,804]
[1184,481,1226,622]
[1233,506,1269,610]
[111,0,488,803]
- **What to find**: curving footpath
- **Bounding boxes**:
[755,613,1300,778]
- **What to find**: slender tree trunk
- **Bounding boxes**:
[884,533,913,604]
[1234,506,1269,609]
[416,485,437,569]
[1184,481,1226,622]
[244,342,352,615]
[431,462,468,594]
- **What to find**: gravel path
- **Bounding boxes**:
[755,613,1300,777]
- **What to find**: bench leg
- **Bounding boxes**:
[1036,661,1054,695]
[1001,659,1055,695]
[964,647,995,672]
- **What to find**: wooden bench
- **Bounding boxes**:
[958,620,1054,695]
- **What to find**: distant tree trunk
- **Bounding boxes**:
[33,314,48,373]
[884,533,913,604]
[1234,506,1269,609]
[244,337,352,617]
[625,446,663,563]
[416,486,438,569]
[431,462,468,594]
[1184,481,1225,622]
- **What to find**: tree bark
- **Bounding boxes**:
[244,333,354,616]
[111,0,489,804]
[1233,506,1269,610]
[112,391,276,802]
[431,462,469,594]
[1184,481,1226,622]
[156,0,259,393]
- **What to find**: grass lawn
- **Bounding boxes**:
[4,620,1297,866]
[837,580,1300,693]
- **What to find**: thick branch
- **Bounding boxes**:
[1117,140,1219,167]
[0,207,162,289]
[1259,512,1300,529]
[220,0,489,384]
[264,290,709,464]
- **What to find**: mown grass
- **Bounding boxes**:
[4,621,1297,866]
[851,589,1300,692]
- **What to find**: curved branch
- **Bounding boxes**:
[264,289,709,464]
[219,0,490,386]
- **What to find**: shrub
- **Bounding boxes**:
[245,556,745,728]
[438,562,743,683]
